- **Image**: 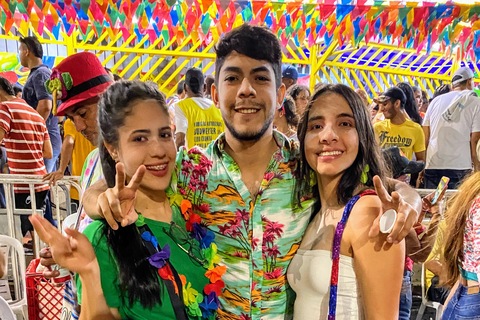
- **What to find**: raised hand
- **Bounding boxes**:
[420,186,448,220]
[29,215,97,276]
[96,162,145,230]
[370,176,418,244]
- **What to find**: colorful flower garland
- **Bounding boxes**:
[136,147,226,319]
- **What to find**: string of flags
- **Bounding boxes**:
[1,0,480,61]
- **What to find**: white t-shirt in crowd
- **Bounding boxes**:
[423,90,480,170]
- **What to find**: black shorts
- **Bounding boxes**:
[14,190,48,236]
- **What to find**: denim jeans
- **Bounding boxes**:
[399,271,412,320]
[442,283,480,319]
[44,115,62,174]
[44,138,61,173]
[424,169,472,190]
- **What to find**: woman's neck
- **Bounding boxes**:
[275,119,290,136]
[317,175,343,210]
[134,191,172,223]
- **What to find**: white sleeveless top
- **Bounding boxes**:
[287,249,364,319]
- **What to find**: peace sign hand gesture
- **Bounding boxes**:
[29,214,98,276]
[96,162,146,230]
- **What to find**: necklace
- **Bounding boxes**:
[137,148,225,319]
[136,213,224,319]
[286,128,296,138]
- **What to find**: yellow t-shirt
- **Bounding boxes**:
[425,221,446,288]
[374,119,426,160]
[63,119,96,200]
[177,98,224,149]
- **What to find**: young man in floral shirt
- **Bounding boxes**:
[84,25,420,319]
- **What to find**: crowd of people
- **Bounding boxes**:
[0,24,479,320]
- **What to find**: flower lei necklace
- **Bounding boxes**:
[136,148,226,319]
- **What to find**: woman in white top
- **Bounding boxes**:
[287,84,405,319]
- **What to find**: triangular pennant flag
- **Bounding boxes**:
[303,4,316,16]
[241,5,253,22]
[79,0,90,15]
[166,0,177,8]
[4,16,14,35]
[94,21,104,37]
[336,5,354,24]
[51,22,60,39]
[252,0,267,17]
[78,20,89,36]
[0,10,6,28]
[201,14,212,35]
[17,19,28,37]
[16,2,27,14]
[319,4,336,21]
[201,0,213,13]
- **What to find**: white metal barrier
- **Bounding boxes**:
[0,174,81,258]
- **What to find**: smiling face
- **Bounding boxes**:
[211,51,285,142]
[106,99,176,195]
[304,93,359,183]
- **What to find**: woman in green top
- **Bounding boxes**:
[30,81,224,320]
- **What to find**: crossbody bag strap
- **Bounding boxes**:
[328,189,376,320]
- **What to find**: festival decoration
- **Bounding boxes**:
[1,0,480,61]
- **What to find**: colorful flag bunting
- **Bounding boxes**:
[0,0,480,61]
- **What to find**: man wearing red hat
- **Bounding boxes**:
[39,51,113,320]
[44,51,112,193]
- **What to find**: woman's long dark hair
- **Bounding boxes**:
[294,84,389,208]
[97,80,169,308]
[396,82,423,124]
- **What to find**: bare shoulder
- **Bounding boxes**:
[345,195,382,236]
[344,194,390,250]
[350,195,382,220]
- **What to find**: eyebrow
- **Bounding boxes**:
[222,65,271,75]
[68,104,87,116]
[308,113,354,122]
[131,126,171,134]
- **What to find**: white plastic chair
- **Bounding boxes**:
[0,295,16,320]
[0,245,12,302]
[0,235,28,319]
[416,263,443,320]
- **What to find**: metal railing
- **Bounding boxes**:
[0,174,81,258]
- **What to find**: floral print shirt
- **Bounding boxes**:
[463,196,480,275]
[174,131,314,320]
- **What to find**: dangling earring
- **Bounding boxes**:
[360,164,370,184]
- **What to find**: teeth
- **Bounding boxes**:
[319,151,342,156]
[237,109,258,114]
[146,164,167,170]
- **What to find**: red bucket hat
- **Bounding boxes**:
[46,52,112,116]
